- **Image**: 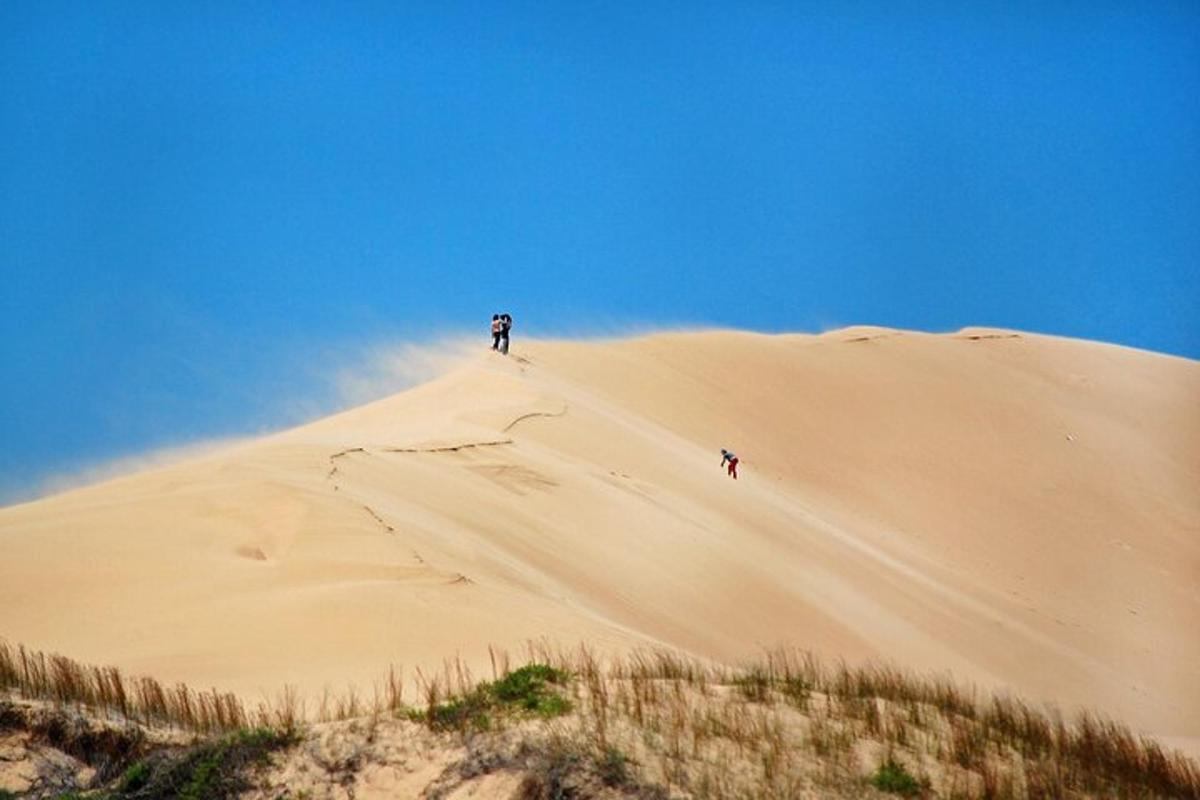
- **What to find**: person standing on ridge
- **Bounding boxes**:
[491,314,503,351]
[720,449,739,479]
[499,313,512,355]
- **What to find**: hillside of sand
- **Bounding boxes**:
[1,328,1197,750]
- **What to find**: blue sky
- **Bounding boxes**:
[1,2,1197,502]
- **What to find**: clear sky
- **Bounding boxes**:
[1,2,1197,502]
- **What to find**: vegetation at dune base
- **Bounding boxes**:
[0,712,295,800]
[3,638,1199,799]
[112,727,296,800]
[417,662,572,731]
[870,757,926,796]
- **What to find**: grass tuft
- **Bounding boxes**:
[870,757,925,795]
[490,663,570,713]
[419,662,572,731]
[135,727,297,800]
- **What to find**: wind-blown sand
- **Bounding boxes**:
[1,328,1197,750]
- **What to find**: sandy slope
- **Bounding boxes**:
[1,328,1197,748]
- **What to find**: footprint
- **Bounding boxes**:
[467,463,558,495]
[235,546,268,561]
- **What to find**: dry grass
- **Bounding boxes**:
[0,639,299,736]
[3,638,1197,798]
[0,697,146,784]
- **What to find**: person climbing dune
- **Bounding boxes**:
[720,449,739,479]
[499,313,513,355]
[491,314,503,351]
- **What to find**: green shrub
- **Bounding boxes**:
[424,664,571,730]
[534,693,571,718]
[870,758,924,796]
[492,665,568,706]
[117,760,151,792]
[117,727,296,800]
[426,692,492,732]
[491,664,570,718]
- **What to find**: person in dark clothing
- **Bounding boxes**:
[491,314,503,351]
[499,313,512,354]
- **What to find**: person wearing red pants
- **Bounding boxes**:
[720,449,739,479]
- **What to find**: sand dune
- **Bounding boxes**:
[1,328,1197,749]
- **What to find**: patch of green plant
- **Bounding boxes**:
[869,758,924,796]
[533,693,571,717]
[106,727,296,800]
[490,664,571,718]
[423,663,572,731]
[180,743,225,800]
[491,664,568,705]
[426,692,493,732]
[117,760,151,792]
[596,745,630,787]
